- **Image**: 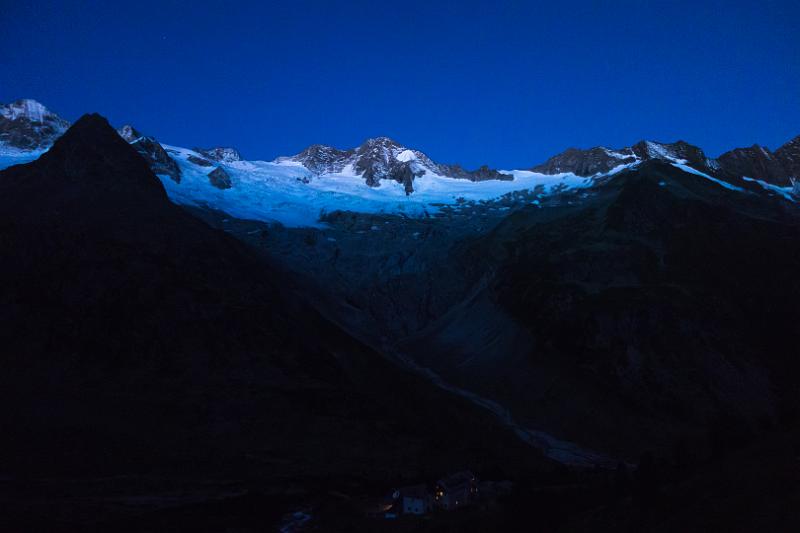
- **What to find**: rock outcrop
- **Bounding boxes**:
[195,146,242,163]
[129,136,182,183]
[208,166,232,189]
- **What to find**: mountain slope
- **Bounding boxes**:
[396,160,800,459]
[534,137,800,190]
[0,114,544,481]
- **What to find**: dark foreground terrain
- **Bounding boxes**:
[1,115,799,531]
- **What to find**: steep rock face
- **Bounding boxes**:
[129,135,182,182]
[717,145,788,185]
[439,163,513,182]
[115,123,183,182]
[187,154,214,166]
[631,140,710,168]
[0,113,543,480]
[531,140,712,177]
[116,124,142,143]
[280,136,509,192]
[775,135,800,182]
[195,146,242,163]
[531,147,638,176]
[352,137,437,188]
[208,166,232,189]
[0,99,69,150]
[284,144,354,174]
[530,135,800,188]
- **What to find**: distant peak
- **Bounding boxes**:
[117,124,143,143]
[0,99,69,127]
[194,146,242,163]
[1,99,49,121]
[360,136,402,148]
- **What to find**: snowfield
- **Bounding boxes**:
[6,139,782,229]
[158,145,624,227]
[0,146,46,169]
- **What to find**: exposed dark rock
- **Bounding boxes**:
[195,146,242,163]
[775,135,800,183]
[130,136,182,182]
[188,154,214,166]
[531,146,637,176]
[208,166,232,189]
[283,143,355,174]
[631,139,710,168]
[353,137,431,188]
[717,144,788,185]
[0,99,69,150]
[536,135,800,187]
[282,136,510,191]
[116,124,142,143]
[531,140,711,177]
[439,163,513,181]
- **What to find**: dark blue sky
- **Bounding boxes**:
[2,0,798,168]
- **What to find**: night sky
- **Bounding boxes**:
[3,0,798,168]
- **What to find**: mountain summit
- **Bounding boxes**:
[0,98,69,149]
[279,136,508,193]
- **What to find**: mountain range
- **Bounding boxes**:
[3,99,798,204]
[1,99,799,531]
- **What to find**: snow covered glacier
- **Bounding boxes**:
[157,144,611,227]
[4,98,796,228]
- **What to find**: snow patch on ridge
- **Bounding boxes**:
[671,163,744,192]
[742,176,796,201]
[647,141,687,164]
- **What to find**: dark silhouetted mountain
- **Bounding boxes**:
[531,140,713,176]
[0,114,543,481]
[717,144,788,185]
[534,137,800,190]
[400,160,800,459]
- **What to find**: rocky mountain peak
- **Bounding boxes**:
[357,136,402,151]
[717,143,787,185]
[532,139,710,177]
[194,146,242,163]
[117,124,142,143]
[280,143,354,175]
[0,99,59,123]
[0,99,70,150]
[31,113,168,201]
[282,136,510,192]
